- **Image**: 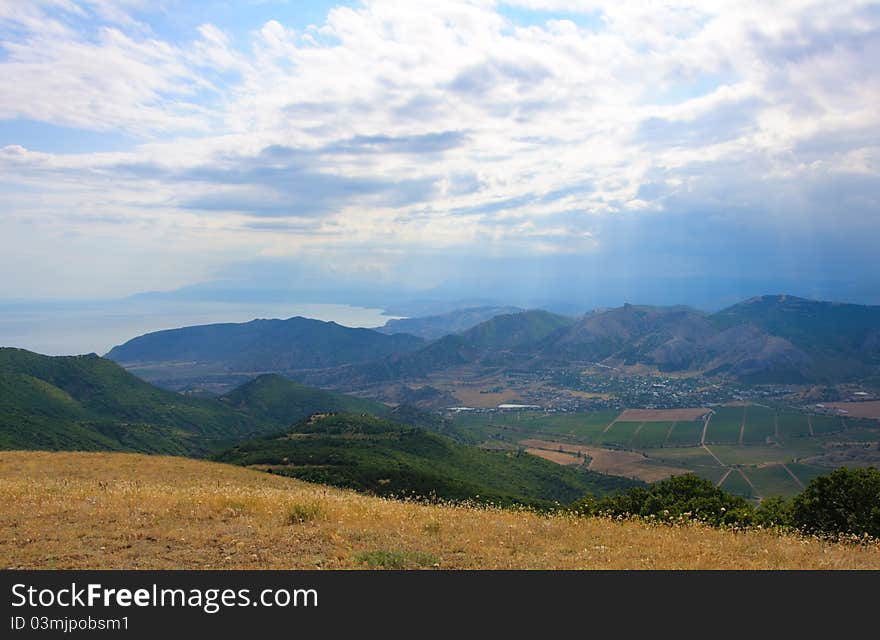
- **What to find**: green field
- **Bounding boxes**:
[719,470,756,499]
[742,406,776,444]
[776,411,811,438]
[786,462,831,486]
[630,422,675,449]
[449,410,618,444]
[810,415,844,435]
[705,407,744,444]
[708,442,823,466]
[746,465,802,497]
[664,421,703,446]
[692,465,730,486]
[596,421,642,447]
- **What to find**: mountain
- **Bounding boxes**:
[104,316,425,390]
[709,295,880,380]
[538,304,713,366]
[537,296,880,382]
[0,347,268,455]
[213,412,638,507]
[375,306,523,340]
[333,309,574,384]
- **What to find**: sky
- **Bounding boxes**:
[1,0,879,303]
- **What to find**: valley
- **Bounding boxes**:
[3,293,879,510]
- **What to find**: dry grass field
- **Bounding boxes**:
[823,401,880,419]
[523,447,583,466]
[519,439,689,482]
[2,451,879,570]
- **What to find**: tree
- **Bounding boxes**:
[791,466,880,539]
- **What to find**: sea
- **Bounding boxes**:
[0,300,400,356]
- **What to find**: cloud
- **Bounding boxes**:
[0,0,878,298]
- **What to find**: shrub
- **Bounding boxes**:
[285,501,324,525]
[588,474,754,527]
[791,467,880,539]
[754,496,793,528]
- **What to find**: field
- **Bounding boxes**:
[704,407,745,444]
[664,421,703,446]
[519,439,689,482]
[616,408,710,422]
[822,401,880,419]
[3,451,879,570]
[524,448,583,466]
[448,404,880,500]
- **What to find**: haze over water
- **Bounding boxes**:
[0,301,398,356]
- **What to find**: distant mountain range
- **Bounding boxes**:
[104,295,880,387]
[375,306,523,340]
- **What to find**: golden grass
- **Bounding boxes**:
[2,451,879,570]
[524,447,583,466]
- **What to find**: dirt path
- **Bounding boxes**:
[807,414,815,437]
[602,417,618,433]
[717,468,733,488]
[738,406,747,445]
[737,468,761,500]
[702,444,725,467]
[782,463,805,489]
[662,422,677,447]
[700,412,713,445]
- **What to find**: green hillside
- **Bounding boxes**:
[0,348,268,455]
[220,373,389,423]
[213,412,639,507]
[0,349,439,457]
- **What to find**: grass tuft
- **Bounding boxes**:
[353,549,439,569]
[285,501,324,525]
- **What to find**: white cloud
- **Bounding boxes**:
[0,0,879,296]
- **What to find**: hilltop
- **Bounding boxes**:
[2,451,878,570]
[213,412,636,507]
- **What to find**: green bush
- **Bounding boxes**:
[754,496,793,528]
[575,474,754,527]
[791,467,880,539]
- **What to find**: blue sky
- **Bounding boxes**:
[1,1,878,302]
